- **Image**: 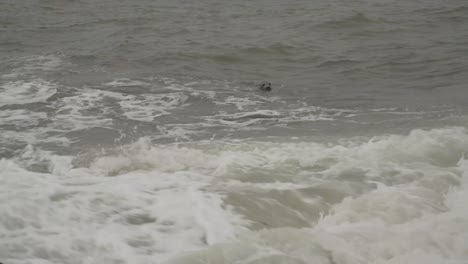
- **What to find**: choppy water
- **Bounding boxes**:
[1,0,468,263]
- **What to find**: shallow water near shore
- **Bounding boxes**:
[1,0,468,263]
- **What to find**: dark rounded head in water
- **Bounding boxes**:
[259,81,272,92]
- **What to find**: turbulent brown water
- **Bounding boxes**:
[1,1,468,263]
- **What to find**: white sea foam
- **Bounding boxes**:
[0,144,247,264]
[0,109,47,127]
[119,93,188,122]
[0,79,57,107]
[215,96,263,110]
[0,109,65,152]
[104,78,150,87]
[3,55,63,79]
[0,83,192,147]
[166,128,468,264]
[0,88,118,147]
[208,106,342,129]
[0,128,71,150]
[155,126,200,141]
[1,127,467,264]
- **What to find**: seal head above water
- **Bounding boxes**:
[259,81,272,92]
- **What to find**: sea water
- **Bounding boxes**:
[1,0,468,263]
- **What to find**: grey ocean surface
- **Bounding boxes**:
[1,1,468,263]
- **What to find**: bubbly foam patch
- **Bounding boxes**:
[0,79,57,107]
[119,93,189,122]
[51,88,118,131]
[0,109,47,127]
[0,80,194,148]
[215,96,263,110]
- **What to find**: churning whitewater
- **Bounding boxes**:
[1,127,468,263]
[1,0,468,263]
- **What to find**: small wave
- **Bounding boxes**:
[242,43,296,56]
[221,110,283,121]
[2,55,63,79]
[104,78,150,88]
[205,105,347,130]
[317,12,377,29]
[317,59,362,69]
[176,52,244,64]
[84,127,468,178]
[416,5,468,16]
[172,42,296,64]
